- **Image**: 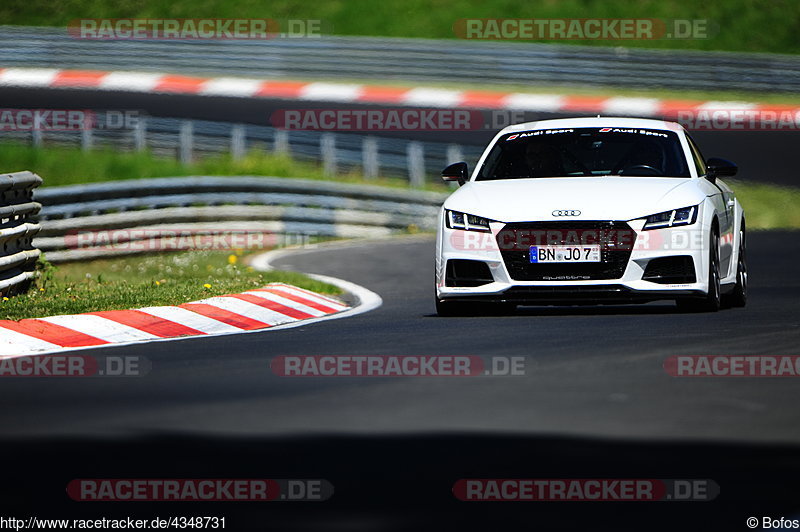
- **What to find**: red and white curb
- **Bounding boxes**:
[0,283,352,357]
[1,67,797,117]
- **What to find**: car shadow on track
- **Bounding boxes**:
[3,433,798,532]
[513,303,683,316]
[425,303,691,318]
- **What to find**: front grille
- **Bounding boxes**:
[643,256,696,284]
[445,259,494,287]
[497,221,635,281]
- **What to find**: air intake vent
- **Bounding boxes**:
[445,259,494,287]
[643,256,696,284]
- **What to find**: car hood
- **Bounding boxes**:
[443,177,707,222]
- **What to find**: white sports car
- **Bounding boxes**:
[435,117,747,315]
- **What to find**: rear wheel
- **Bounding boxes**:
[677,229,721,313]
[723,223,747,308]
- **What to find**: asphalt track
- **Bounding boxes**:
[2,86,799,187]
[1,84,800,530]
[0,231,799,530]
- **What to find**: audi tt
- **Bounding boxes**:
[435,117,747,315]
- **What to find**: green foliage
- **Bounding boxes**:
[0,143,431,189]
[729,180,800,230]
[1,0,798,53]
[1,251,340,321]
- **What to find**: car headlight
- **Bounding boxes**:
[642,205,699,230]
[445,210,492,232]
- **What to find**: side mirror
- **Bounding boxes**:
[706,158,737,182]
[442,162,468,186]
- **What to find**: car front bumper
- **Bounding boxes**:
[435,217,711,305]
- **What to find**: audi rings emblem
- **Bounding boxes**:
[552,209,581,217]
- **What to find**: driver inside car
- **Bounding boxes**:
[524,142,565,177]
[620,140,665,175]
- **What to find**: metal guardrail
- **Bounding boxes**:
[0,113,485,186]
[0,171,42,294]
[2,26,800,92]
[34,176,448,262]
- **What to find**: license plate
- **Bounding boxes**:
[530,245,601,263]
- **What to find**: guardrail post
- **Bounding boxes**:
[407,141,425,188]
[81,125,93,152]
[231,124,246,161]
[321,133,337,177]
[179,121,193,164]
[274,129,290,154]
[134,117,147,152]
[446,144,464,164]
[362,137,379,179]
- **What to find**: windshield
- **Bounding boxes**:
[477,127,691,180]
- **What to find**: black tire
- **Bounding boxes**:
[677,229,721,313]
[723,223,747,308]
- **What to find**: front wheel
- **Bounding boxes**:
[677,230,721,313]
[723,224,747,308]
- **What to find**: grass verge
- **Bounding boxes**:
[0,143,447,191]
[0,251,340,321]
[1,0,799,54]
[729,181,800,230]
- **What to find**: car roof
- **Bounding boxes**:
[498,116,684,134]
